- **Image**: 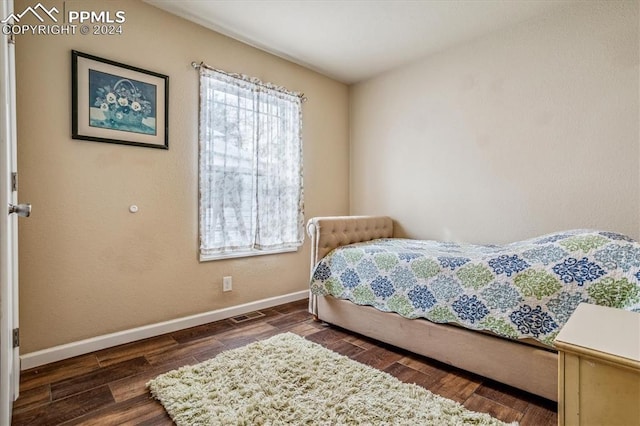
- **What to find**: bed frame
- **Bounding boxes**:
[307,216,558,402]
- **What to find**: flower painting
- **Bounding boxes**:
[89,69,157,135]
[72,50,169,149]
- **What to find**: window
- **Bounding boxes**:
[198,66,304,260]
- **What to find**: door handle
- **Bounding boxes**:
[8,203,31,217]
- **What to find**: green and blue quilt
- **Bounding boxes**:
[310,230,640,346]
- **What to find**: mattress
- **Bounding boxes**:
[309,230,640,346]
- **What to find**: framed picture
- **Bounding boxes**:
[72,50,169,149]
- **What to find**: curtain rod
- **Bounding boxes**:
[191,61,307,102]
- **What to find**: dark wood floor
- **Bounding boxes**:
[12,299,557,425]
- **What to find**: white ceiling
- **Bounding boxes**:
[145,0,572,84]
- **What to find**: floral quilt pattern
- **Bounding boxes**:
[310,230,640,346]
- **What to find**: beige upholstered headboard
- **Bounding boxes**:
[307,216,394,269]
[306,216,393,315]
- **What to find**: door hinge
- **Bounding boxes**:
[7,33,15,45]
[12,328,19,348]
[11,172,17,192]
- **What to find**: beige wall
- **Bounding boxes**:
[350,1,639,244]
[15,0,349,353]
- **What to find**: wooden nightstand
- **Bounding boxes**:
[554,303,640,426]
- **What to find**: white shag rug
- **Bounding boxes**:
[147,332,517,425]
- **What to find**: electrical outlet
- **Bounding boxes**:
[223,276,233,292]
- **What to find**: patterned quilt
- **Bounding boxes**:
[310,230,640,346]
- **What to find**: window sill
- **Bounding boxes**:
[199,246,299,262]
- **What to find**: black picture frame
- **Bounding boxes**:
[72,50,169,149]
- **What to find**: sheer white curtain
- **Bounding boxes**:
[199,66,304,259]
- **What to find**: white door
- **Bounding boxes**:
[1,0,26,423]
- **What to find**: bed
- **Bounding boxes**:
[307,216,640,402]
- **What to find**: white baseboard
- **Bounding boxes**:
[20,290,309,370]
